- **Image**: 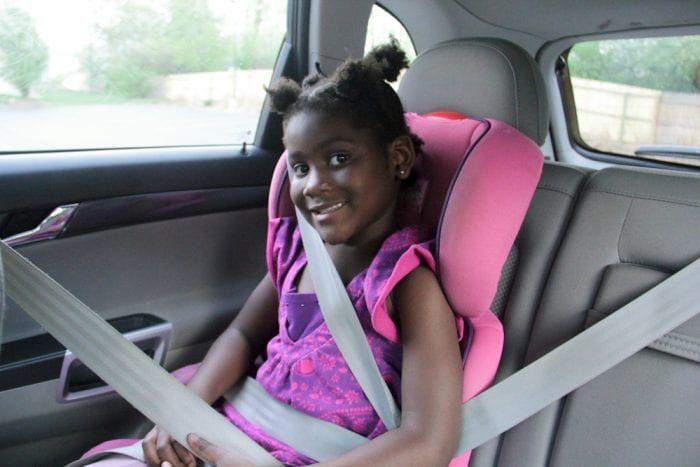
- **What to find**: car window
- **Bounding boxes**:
[0,0,286,153]
[365,3,415,85]
[566,35,700,167]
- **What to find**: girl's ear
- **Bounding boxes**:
[388,135,416,180]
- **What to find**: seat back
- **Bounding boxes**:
[398,38,549,146]
[496,167,700,467]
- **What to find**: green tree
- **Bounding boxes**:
[568,36,700,92]
[80,1,164,98]
[161,0,232,73]
[81,0,234,98]
[0,5,48,98]
[232,0,284,69]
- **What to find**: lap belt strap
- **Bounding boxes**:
[0,240,282,467]
[223,377,368,461]
[455,254,700,453]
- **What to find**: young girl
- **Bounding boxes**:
[93,40,463,467]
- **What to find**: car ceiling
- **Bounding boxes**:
[382,0,700,56]
[456,0,700,39]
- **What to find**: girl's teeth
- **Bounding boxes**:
[320,203,344,214]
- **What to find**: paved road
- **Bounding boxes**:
[0,103,259,152]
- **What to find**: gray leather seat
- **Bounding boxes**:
[498,166,700,467]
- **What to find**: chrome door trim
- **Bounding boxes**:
[3,204,79,247]
[56,320,172,403]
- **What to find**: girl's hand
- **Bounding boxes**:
[142,425,196,467]
[185,433,255,467]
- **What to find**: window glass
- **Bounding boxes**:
[365,4,415,87]
[0,0,286,152]
[567,35,700,167]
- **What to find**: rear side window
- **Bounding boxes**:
[0,0,286,152]
[566,35,700,167]
[365,4,415,85]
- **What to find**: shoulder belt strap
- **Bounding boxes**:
[0,240,282,467]
[294,208,401,430]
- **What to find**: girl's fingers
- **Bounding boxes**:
[142,428,161,467]
[142,427,194,467]
[187,434,255,467]
[186,434,217,464]
[172,439,197,467]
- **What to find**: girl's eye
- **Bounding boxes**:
[292,163,309,176]
[329,153,350,166]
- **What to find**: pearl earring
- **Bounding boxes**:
[399,169,406,176]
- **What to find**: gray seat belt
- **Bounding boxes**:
[454,254,700,453]
[223,377,367,461]
[2,237,699,462]
[0,240,282,467]
[294,208,401,430]
[290,213,700,455]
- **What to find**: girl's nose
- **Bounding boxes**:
[302,167,330,196]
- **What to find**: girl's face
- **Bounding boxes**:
[284,110,412,247]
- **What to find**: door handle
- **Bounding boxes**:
[56,318,172,403]
[3,204,78,247]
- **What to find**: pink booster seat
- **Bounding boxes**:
[267,111,543,465]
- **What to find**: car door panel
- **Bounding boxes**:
[0,147,277,465]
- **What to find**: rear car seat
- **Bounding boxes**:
[400,38,700,466]
[497,166,700,467]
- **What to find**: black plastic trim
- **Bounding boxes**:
[0,314,165,391]
[62,186,268,237]
[0,145,278,213]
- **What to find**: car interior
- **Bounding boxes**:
[1,0,699,465]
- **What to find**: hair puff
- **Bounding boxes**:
[266,77,302,115]
[361,37,408,83]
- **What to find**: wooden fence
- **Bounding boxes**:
[157,69,273,113]
[572,77,700,155]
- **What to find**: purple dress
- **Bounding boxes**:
[221,217,439,466]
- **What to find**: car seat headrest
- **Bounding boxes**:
[268,112,543,320]
[398,38,549,145]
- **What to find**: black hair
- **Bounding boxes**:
[266,38,423,153]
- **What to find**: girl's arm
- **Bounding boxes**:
[186,272,279,404]
[143,273,279,467]
[318,265,463,467]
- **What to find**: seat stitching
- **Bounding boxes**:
[537,183,579,197]
[587,187,700,208]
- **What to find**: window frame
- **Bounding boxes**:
[0,0,297,156]
[556,38,700,172]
